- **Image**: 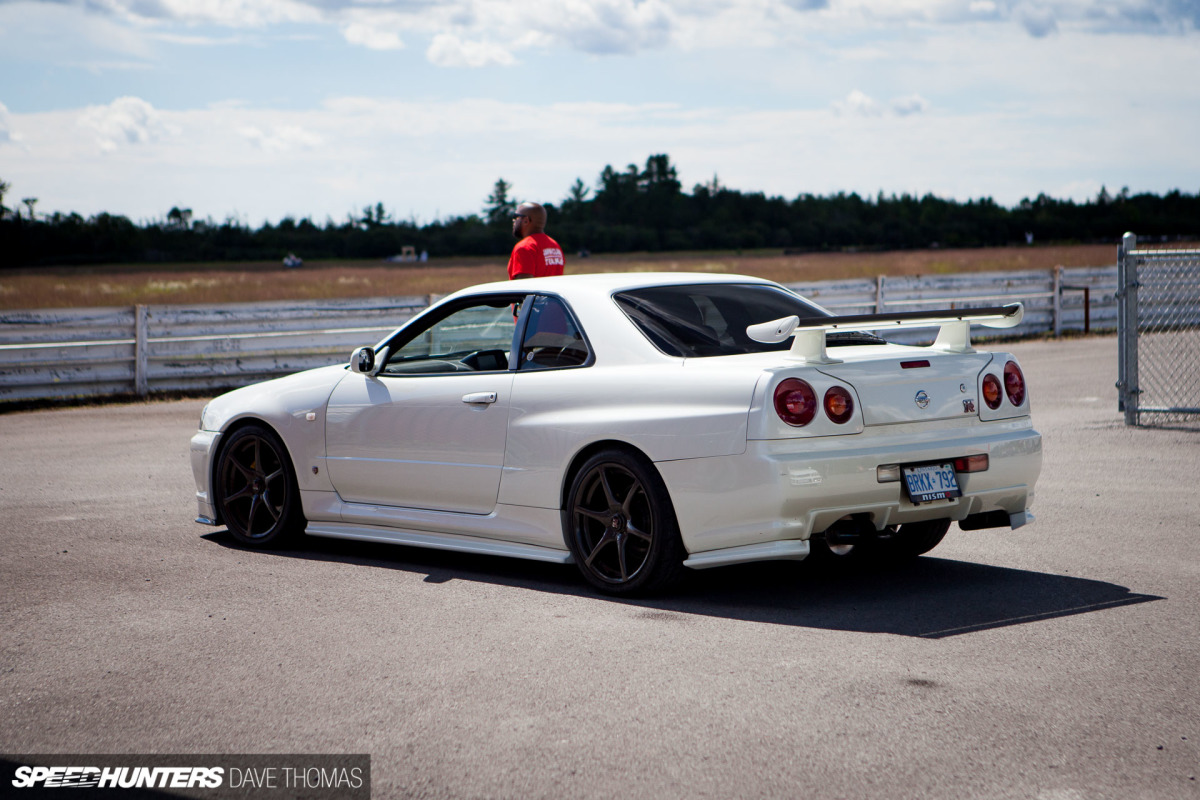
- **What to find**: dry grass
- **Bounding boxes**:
[0,245,1120,309]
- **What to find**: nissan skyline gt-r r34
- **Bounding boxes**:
[190,273,1042,595]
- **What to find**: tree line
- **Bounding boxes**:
[2,155,1198,269]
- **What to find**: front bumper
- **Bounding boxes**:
[190,429,222,526]
[657,416,1042,559]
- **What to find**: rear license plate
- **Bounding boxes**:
[902,463,962,504]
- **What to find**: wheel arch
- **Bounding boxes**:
[208,416,295,526]
[559,439,663,514]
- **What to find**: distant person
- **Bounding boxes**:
[508,202,564,280]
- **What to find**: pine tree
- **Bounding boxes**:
[484,178,515,226]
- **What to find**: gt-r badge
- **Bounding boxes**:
[963,399,976,413]
[915,390,931,409]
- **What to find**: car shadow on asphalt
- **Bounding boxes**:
[202,531,1161,639]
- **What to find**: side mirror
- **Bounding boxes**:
[349,346,375,375]
[350,345,390,377]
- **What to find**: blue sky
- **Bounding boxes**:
[1,0,1198,227]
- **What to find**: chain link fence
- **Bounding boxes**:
[1117,232,1200,427]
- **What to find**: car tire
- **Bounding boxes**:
[564,449,686,596]
[808,518,951,566]
[879,519,951,559]
[214,424,305,547]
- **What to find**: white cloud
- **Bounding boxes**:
[891,94,930,116]
[9,0,1198,75]
[536,0,675,55]
[834,90,882,116]
[3,1,1198,226]
[77,96,176,152]
[105,0,322,27]
[836,0,1198,36]
[0,101,20,145]
[426,34,516,67]
[833,90,931,118]
[4,81,1198,227]
[0,1,157,68]
[239,124,324,153]
[341,22,404,50]
[1016,3,1059,37]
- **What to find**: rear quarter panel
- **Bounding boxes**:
[498,362,761,509]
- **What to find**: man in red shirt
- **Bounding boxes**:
[508,202,565,280]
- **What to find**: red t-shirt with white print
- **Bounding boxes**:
[508,233,565,279]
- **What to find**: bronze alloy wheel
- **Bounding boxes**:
[565,449,685,595]
[215,424,303,546]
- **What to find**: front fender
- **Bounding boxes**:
[200,364,348,493]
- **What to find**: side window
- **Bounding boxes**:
[518,296,590,370]
[380,298,519,375]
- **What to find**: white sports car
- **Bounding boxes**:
[190,273,1042,594]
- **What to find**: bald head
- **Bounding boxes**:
[512,201,548,239]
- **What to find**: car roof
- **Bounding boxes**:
[431,272,797,367]
[444,271,780,302]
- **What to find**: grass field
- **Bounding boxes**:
[0,244,1119,309]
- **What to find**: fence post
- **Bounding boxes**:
[1052,265,1062,337]
[135,304,149,397]
[875,275,885,313]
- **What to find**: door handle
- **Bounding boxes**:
[462,392,498,405]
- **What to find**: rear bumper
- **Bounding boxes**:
[657,416,1041,557]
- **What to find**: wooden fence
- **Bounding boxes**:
[0,266,1118,403]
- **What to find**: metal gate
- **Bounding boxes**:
[1117,232,1200,426]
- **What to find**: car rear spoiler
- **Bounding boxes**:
[746,303,1024,364]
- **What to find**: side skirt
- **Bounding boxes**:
[305,521,574,564]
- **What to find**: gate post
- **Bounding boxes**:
[1117,233,1138,425]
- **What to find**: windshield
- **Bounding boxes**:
[616,283,886,358]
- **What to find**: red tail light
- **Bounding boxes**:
[953,454,989,473]
[774,379,817,426]
[1004,361,1026,406]
[982,373,1002,409]
[824,386,854,424]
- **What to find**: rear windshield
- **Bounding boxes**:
[615,283,841,358]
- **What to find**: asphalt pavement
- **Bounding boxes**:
[1,334,1198,799]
